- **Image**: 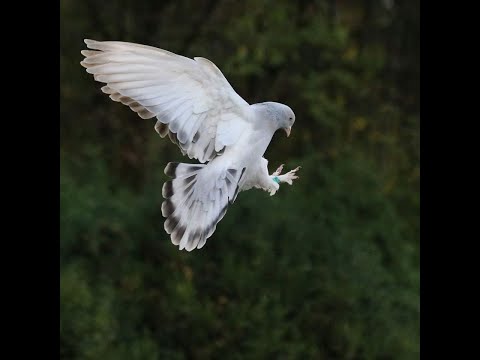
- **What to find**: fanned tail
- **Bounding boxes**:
[161,162,246,251]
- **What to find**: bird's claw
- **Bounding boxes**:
[272,164,284,176]
[277,166,301,185]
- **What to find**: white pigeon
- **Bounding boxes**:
[80,39,301,251]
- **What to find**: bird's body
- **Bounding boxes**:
[209,102,283,190]
[81,39,300,251]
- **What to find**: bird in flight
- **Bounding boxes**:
[80,39,300,251]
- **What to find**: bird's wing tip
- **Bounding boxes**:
[84,39,97,46]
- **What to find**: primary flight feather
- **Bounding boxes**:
[81,39,300,251]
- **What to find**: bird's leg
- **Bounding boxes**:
[270,165,301,187]
[261,158,301,196]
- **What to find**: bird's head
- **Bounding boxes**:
[281,105,296,137]
[259,102,296,137]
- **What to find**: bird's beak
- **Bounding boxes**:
[284,127,291,137]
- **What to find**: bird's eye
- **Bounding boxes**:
[289,117,292,120]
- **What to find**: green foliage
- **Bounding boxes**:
[61,0,419,358]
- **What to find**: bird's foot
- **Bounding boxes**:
[275,166,301,185]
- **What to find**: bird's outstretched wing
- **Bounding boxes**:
[80,39,252,163]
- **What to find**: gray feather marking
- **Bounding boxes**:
[230,167,246,203]
[184,174,196,184]
[154,121,169,137]
[165,215,179,233]
[168,131,179,145]
[162,181,173,198]
[161,199,175,217]
[239,167,246,181]
[192,132,200,143]
[171,225,186,245]
[164,162,178,177]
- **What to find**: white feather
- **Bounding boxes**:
[81,39,253,163]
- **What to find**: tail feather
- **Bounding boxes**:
[161,161,245,251]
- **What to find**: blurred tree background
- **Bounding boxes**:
[60,0,419,359]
